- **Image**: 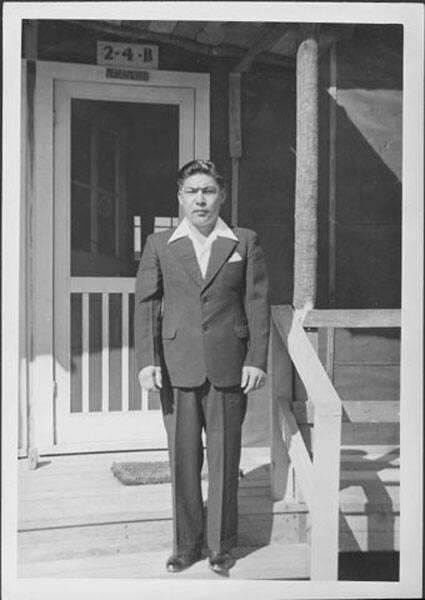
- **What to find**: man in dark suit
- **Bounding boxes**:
[134,159,270,574]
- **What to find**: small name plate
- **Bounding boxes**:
[97,41,158,69]
[105,68,150,81]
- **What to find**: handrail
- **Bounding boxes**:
[303,308,401,328]
[270,304,401,580]
[273,305,342,417]
[271,305,342,580]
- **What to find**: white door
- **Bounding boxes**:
[51,70,209,452]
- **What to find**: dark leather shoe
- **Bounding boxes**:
[166,552,201,573]
[208,551,235,574]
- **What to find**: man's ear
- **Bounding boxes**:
[220,188,226,204]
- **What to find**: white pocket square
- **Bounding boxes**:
[227,252,243,263]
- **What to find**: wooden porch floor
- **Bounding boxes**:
[17,445,399,580]
[18,447,311,580]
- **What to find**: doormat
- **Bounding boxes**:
[111,461,209,485]
[111,461,171,485]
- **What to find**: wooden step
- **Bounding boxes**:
[18,511,309,565]
[18,543,311,580]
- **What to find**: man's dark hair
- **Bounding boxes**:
[177,159,224,190]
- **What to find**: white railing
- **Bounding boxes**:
[271,305,342,580]
[70,277,149,412]
[270,305,401,580]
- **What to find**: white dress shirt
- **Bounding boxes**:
[168,217,237,278]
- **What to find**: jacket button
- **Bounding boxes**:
[202,296,208,303]
[202,323,208,332]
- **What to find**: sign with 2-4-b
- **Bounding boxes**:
[97,41,158,69]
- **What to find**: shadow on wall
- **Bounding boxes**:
[237,39,401,310]
[332,94,401,309]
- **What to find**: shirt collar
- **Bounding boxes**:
[167,217,237,244]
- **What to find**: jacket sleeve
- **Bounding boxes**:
[243,232,271,372]
[134,234,163,372]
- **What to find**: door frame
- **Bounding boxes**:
[19,60,29,457]
[31,60,209,454]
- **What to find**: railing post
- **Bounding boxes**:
[310,410,342,580]
[270,320,295,501]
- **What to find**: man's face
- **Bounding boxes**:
[178,173,224,233]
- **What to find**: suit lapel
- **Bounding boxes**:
[202,237,238,291]
[168,237,203,287]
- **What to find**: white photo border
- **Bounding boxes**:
[2,2,423,599]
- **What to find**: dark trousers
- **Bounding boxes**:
[161,379,247,555]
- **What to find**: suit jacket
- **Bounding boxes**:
[134,226,270,388]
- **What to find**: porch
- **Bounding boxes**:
[18,443,399,580]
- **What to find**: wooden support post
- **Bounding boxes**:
[310,410,342,580]
[270,321,295,502]
[293,25,320,309]
[228,72,242,226]
[328,42,337,308]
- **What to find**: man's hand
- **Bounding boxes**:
[241,366,266,394]
[138,366,162,391]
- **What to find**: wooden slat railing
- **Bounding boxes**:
[271,305,342,580]
[70,277,149,413]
